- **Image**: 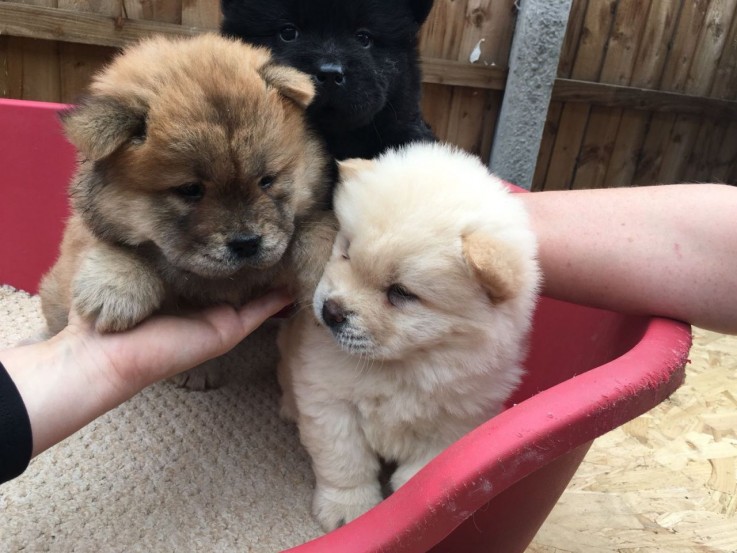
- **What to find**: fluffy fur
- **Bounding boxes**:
[220,0,436,160]
[39,34,336,387]
[277,142,541,531]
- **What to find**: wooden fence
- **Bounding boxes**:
[535,0,737,190]
[1,0,736,189]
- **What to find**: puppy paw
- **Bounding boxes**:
[312,483,383,532]
[277,387,299,422]
[73,248,164,333]
[279,399,298,422]
[390,454,439,492]
[170,363,224,391]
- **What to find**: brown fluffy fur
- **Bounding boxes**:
[40,34,336,386]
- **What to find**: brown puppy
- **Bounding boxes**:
[40,34,336,386]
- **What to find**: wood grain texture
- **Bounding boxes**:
[2,0,737,185]
[528,328,737,553]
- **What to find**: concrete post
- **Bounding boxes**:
[488,0,573,189]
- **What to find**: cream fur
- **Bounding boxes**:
[277,142,541,531]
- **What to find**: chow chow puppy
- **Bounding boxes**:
[220,0,437,160]
[39,34,336,387]
[276,143,541,531]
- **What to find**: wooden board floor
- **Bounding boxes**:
[528,328,737,552]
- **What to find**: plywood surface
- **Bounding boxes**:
[528,328,737,552]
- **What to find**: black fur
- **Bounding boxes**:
[221,0,436,160]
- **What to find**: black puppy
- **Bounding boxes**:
[221,0,436,160]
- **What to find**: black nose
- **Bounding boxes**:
[322,298,348,329]
[316,63,346,87]
[228,234,261,259]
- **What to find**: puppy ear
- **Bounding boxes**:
[259,63,315,109]
[338,158,376,182]
[462,231,521,304]
[408,0,434,25]
[60,96,146,161]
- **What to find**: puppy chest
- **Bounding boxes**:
[353,391,454,454]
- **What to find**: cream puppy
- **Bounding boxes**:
[277,142,540,532]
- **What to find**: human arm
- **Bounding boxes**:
[0,289,291,459]
[519,184,737,334]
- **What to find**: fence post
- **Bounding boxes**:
[488,0,572,189]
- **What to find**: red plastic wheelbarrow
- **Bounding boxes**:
[0,98,692,552]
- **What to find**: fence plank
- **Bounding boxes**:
[603,109,651,187]
[635,0,712,184]
[686,0,737,184]
[660,0,712,93]
[420,0,470,59]
[654,0,737,184]
[571,0,652,190]
[712,123,737,182]
[0,37,23,99]
[421,83,453,144]
[446,87,499,157]
[0,3,199,48]
[552,80,737,117]
[9,0,61,103]
[57,0,117,104]
[421,57,506,89]
[456,0,517,68]
[532,102,563,191]
[544,0,617,190]
[557,0,589,78]
[122,0,144,19]
[181,0,220,29]
[686,0,737,96]
[721,122,737,183]
[419,0,515,160]
[605,0,682,187]
[147,0,182,25]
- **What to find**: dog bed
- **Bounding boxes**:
[0,98,693,552]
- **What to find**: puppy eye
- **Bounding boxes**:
[387,284,418,307]
[279,25,299,42]
[356,30,373,48]
[174,182,205,202]
[259,175,276,189]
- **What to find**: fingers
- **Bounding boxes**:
[195,289,293,353]
[237,289,294,333]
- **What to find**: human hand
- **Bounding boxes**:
[67,288,293,394]
[1,289,292,457]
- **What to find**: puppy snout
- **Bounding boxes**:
[228,234,262,259]
[322,298,348,329]
[316,63,346,87]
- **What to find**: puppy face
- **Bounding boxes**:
[313,230,499,359]
[221,0,434,132]
[312,145,539,361]
[63,35,330,279]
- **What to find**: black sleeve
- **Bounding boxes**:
[0,360,33,484]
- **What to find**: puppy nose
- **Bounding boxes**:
[322,298,347,328]
[228,234,261,258]
[316,63,346,87]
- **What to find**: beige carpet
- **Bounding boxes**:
[0,285,323,553]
